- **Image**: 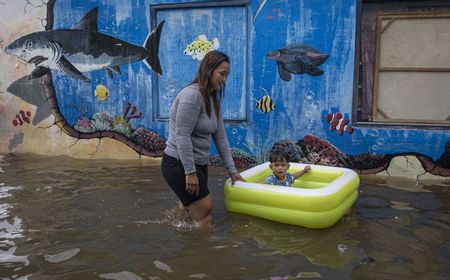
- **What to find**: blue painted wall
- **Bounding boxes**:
[49,0,449,165]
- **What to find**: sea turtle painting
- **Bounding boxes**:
[266,43,329,81]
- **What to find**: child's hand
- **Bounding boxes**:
[293,165,311,179]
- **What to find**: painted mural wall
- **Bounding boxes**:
[0,0,449,184]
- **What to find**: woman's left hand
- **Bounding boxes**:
[230,173,246,185]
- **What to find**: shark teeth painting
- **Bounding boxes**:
[4,7,164,82]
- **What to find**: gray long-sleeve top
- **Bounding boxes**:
[164,84,237,175]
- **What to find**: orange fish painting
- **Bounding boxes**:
[325,112,354,135]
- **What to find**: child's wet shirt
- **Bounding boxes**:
[265,173,295,187]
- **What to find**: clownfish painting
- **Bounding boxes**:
[12,110,31,126]
[325,112,354,135]
[256,88,275,114]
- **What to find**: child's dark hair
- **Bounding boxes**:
[269,150,290,163]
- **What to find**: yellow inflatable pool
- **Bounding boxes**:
[224,162,360,229]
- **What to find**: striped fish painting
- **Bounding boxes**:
[256,88,275,114]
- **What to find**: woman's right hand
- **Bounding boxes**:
[230,172,246,185]
[186,173,199,195]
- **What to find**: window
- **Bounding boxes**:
[356,0,450,126]
[150,1,250,122]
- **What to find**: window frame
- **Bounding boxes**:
[150,0,251,123]
[354,0,450,128]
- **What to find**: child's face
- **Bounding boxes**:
[270,159,290,179]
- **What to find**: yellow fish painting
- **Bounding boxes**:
[94,84,109,101]
[256,88,275,113]
[184,34,220,61]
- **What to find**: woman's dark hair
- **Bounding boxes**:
[192,50,229,118]
[269,150,290,163]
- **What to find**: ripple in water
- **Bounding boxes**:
[99,271,142,280]
[44,248,80,264]
[134,207,197,232]
[153,260,174,273]
[0,185,30,269]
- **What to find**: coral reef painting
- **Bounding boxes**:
[269,135,450,177]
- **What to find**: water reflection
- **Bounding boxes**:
[228,213,366,268]
[99,271,142,280]
[0,184,30,277]
[44,248,80,263]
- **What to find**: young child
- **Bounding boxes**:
[265,150,311,187]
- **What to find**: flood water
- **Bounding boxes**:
[0,153,449,280]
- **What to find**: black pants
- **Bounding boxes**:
[161,153,209,206]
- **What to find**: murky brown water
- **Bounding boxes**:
[0,153,449,280]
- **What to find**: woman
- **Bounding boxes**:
[161,50,245,228]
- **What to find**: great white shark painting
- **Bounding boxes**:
[4,7,164,82]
